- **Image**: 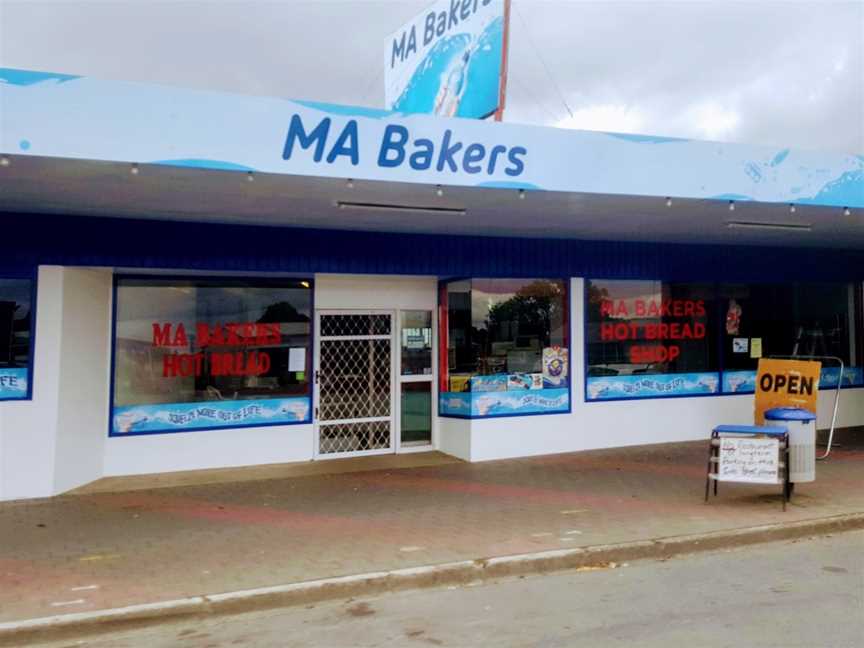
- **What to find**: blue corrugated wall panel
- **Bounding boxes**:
[2,211,863,282]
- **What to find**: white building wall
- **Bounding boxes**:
[0,267,112,500]
[438,416,472,461]
[314,274,437,310]
[0,266,64,500]
[52,268,112,493]
[2,271,862,498]
[104,425,315,476]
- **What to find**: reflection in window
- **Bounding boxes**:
[440,279,569,418]
[112,277,312,434]
[720,283,863,389]
[446,279,567,390]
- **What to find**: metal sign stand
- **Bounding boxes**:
[769,354,844,460]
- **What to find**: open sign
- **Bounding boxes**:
[755,359,821,425]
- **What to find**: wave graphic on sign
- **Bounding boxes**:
[112,397,311,435]
[587,373,719,400]
[439,388,568,417]
[0,68,80,86]
[394,16,503,119]
[151,159,257,172]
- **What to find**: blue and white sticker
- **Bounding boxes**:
[722,370,757,393]
[722,367,864,393]
[112,397,311,434]
[587,373,720,400]
[820,366,864,388]
[440,387,569,417]
[0,368,28,399]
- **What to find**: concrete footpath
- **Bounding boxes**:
[1,439,863,643]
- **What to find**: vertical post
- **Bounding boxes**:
[494,0,512,122]
[438,283,449,394]
[704,431,715,503]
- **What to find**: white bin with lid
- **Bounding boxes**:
[765,407,817,483]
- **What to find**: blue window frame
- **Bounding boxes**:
[110,275,314,436]
[0,276,36,401]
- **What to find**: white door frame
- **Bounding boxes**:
[393,308,438,454]
[313,309,397,459]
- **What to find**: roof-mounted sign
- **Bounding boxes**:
[384,0,509,120]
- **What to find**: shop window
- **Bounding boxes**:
[439,279,569,417]
[720,283,864,393]
[111,277,312,435]
[586,280,719,400]
[0,278,34,401]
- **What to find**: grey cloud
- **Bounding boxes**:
[1,0,861,152]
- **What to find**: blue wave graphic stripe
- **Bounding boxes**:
[151,159,257,172]
[0,68,80,86]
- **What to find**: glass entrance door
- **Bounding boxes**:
[398,310,434,448]
[315,311,395,458]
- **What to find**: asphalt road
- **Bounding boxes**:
[36,531,864,648]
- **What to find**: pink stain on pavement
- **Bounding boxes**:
[89,492,434,538]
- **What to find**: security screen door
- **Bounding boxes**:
[314,311,395,457]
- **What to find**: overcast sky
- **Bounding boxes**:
[1,0,862,152]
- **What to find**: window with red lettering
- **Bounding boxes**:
[586,280,718,382]
[113,277,312,419]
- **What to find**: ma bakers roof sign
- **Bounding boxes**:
[281,114,526,178]
[1,68,862,207]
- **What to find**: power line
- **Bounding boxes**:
[361,65,384,107]
[510,77,563,123]
[513,1,575,122]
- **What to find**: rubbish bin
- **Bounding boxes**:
[765,407,817,483]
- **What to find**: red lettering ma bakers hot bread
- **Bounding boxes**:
[150,322,281,379]
[151,322,281,348]
[600,299,706,318]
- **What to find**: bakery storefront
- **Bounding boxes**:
[1,67,862,500]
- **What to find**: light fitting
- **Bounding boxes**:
[727,220,812,232]
[335,201,466,217]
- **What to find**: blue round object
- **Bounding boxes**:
[765,407,816,421]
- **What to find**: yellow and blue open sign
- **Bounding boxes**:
[754,358,821,424]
